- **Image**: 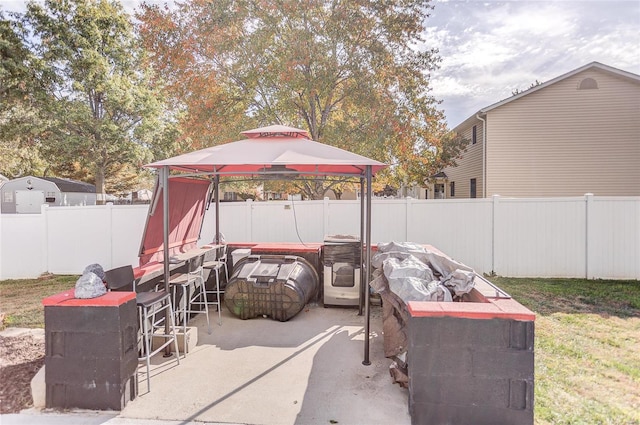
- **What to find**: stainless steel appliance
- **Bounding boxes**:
[323,235,361,306]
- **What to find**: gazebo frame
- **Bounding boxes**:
[145,125,387,364]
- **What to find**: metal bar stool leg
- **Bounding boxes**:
[197,274,211,331]
[105,265,179,392]
[141,304,152,390]
[166,299,181,360]
[214,269,222,326]
[203,262,224,326]
[139,294,180,391]
[172,283,189,356]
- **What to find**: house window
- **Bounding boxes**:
[472,125,477,144]
[470,178,477,198]
[579,78,598,90]
[223,192,238,201]
[450,182,455,197]
[3,191,13,203]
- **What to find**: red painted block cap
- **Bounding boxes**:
[408,297,535,321]
[43,290,135,307]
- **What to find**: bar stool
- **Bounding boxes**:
[203,244,228,325]
[104,265,180,391]
[168,255,210,353]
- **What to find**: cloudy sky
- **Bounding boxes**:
[3,0,639,128]
[425,0,640,127]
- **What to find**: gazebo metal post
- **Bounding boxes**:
[358,177,365,316]
[363,165,372,366]
[144,125,387,364]
[161,166,172,356]
[214,174,220,244]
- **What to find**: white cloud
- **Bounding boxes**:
[431,76,476,96]
[488,3,578,39]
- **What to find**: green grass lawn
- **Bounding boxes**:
[1,275,638,424]
[492,277,640,425]
[0,274,77,329]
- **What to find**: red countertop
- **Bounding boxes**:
[43,290,135,307]
[408,296,535,321]
[228,242,323,253]
[133,261,164,280]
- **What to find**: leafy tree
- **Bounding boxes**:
[218,177,261,201]
[11,0,178,202]
[0,11,49,177]
[137,0,465,199]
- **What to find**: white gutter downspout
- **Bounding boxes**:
[476,113,487,198]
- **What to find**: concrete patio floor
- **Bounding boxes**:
[10,303,411,425]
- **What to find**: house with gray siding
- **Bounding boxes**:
[436,62,640,198]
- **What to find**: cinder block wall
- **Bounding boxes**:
[44,292,138,410]
[408,315,534,425]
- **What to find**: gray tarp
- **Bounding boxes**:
[382,257,451,303]
[373,242,475,302]
[369,242,477,387]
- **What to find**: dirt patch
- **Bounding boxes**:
[0,331,45,414]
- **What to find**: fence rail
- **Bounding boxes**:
[1,195,638,280]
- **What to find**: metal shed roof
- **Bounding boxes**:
[41,177,96,193]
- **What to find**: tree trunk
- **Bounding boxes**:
[95,166,106,205]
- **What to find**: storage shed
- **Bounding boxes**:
[0,176,96,214]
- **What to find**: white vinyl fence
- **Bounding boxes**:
[0,195,638,280]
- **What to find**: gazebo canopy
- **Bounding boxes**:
[145,125,386,177]
[143,124,386,365]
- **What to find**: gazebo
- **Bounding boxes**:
[143,125,387,363]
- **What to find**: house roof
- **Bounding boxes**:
[145,124,387,177]
[41,177,96,193]
[454,62,640,131]
[2,176,95,193]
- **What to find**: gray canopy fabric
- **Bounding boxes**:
[146,124,386,176]
[144,124,387,364]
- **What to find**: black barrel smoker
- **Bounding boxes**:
[225,255,319,321]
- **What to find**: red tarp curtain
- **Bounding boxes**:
[139,177,211,266]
